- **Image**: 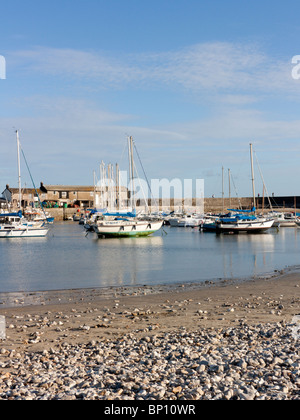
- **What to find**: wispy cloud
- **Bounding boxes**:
[9,42,296,96]
[3,42,300,194]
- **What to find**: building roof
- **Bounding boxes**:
[3,187,39,194]
[42,185,94,192]
[41,184,128,192]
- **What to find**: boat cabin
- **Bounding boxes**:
[0,212,22,225]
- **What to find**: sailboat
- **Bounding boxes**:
[215,209,274,233]
[215,144,275,234]
[0,131,49,239]
[93,136,163,238]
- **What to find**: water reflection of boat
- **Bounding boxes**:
[95,235,164,248]
[224,230,276,247]
[218,230,276,278]
[93,235,164,287]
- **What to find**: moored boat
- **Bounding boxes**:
[267,212,297,227]
[1,130,51,238]
[169,214,204,227]
[93,136,163,238]
[0,211,48,238]
[214,144,274,234]
[215,213,274,233]
[24,209,54,224]
[94,217,163,238]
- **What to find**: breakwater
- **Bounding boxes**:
[45,196,300,221]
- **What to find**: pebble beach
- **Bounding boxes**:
[0,270,299,400]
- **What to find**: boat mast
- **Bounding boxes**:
[128,136,135,210]
[100,161,105,209]
[228,168,231,209]
[107,163,112,211]
[93,170,96,208]
[250,143,256,213]
[222,166,224,213]
[116,163,120,210]
[16,130,22,209]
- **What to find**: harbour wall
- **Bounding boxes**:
[46,196,300,221]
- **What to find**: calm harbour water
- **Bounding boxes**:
[0,222,299,294]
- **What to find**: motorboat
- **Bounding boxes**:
[169,213,204,227]
[0,211,49,238]
[201,216,218,231]
[267,212,297,227]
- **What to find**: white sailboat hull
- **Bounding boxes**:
[0,226,49,238]
[216,218,274,233]
[277,220,296,227]
[94,220,163,238]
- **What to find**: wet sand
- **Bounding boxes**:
[0,268,299,354]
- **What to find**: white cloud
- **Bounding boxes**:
[9,42,297,96]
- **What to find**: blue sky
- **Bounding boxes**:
[1,0,300,198]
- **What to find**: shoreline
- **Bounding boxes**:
[0,268,299,350]
[0,263,299,310]
[0,269,299,400]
